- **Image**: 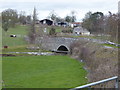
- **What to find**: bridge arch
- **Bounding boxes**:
[57,44,70,52]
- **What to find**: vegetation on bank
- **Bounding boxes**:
[70,40,118,88]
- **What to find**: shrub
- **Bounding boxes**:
[49,27,56,36]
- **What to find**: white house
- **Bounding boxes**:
[73,27,90,35]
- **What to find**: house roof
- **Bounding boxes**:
[40,19,53,22]
[73,22,81,24]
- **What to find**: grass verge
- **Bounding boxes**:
[2,55,87,88]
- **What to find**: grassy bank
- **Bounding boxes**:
[3,55,87,88]
[2,25,28,47]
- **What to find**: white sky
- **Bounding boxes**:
[0,0,118,21]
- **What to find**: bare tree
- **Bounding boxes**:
[47,10,57,21]
[104,12,118,42]
[19,11,27,25]
[71,10,77,22]
[28,7,37,44]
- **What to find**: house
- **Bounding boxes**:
[73,27,90,35]
[71,22,81,28]
[73,22,81,27]
[40,19,53,25]
[57,22,68,27]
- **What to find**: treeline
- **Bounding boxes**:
[1,9,32,32]
[1,9,77,31]
[82,11,118,42]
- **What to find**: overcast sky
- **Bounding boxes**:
[0,0,118,21]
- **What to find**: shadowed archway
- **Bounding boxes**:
[57,45,69,51]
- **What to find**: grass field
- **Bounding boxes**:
[2,25,28,47]
[2,55,87,88]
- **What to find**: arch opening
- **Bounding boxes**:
[57,45,69,52]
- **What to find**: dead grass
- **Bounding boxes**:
[70,40,118,88]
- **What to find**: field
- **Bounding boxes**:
[2,25,28,47]
[3,55,87,88]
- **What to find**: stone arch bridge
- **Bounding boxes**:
[35,36,107,53]
[36,37,79,53]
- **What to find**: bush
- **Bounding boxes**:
[49,27,56,36]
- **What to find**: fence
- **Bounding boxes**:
[70,76,118,90]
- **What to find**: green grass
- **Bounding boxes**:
[103,44,119,48]
[46,26,63,33]
[2,55,87,88]
[2,25,28,47]
[3,25,28,35]
[2,45,39,53]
